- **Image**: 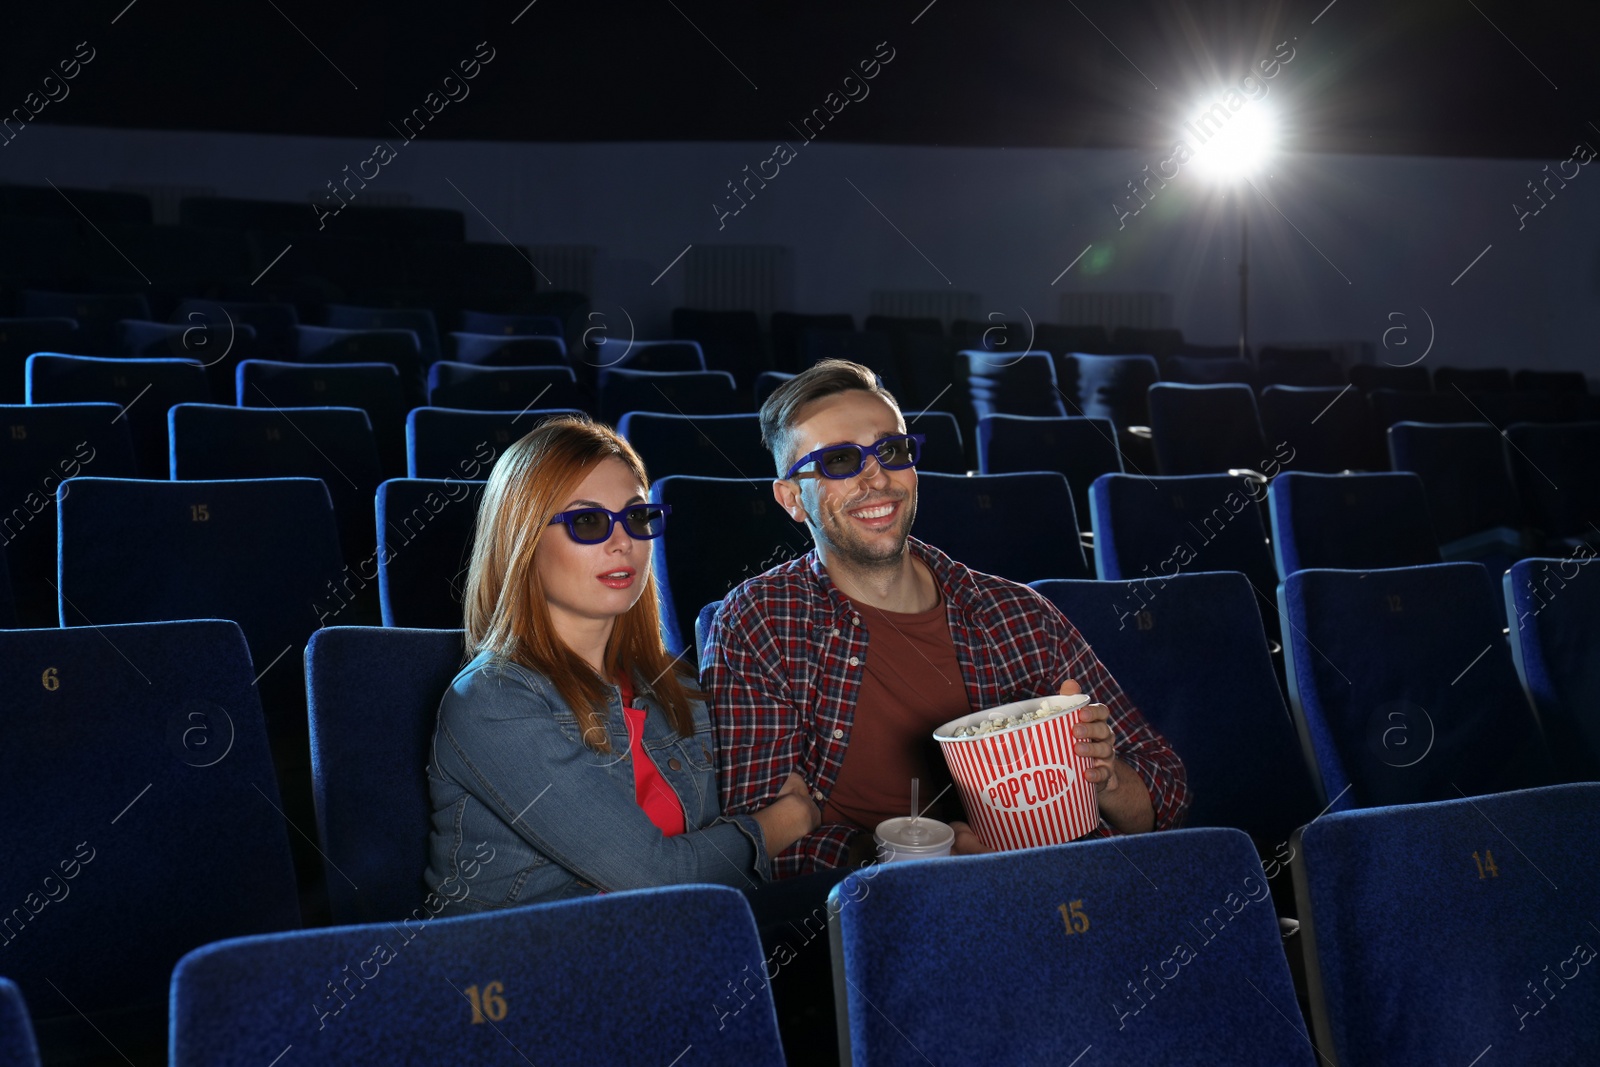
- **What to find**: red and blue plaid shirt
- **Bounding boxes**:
[703,537,1191,878]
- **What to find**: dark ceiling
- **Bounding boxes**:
[3,0,1595,159]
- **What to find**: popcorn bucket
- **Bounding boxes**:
[933,695,1099,850]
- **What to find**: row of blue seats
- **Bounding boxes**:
[0,301,568,370]
[9,455,1598,813]
[4,389,1593,633]
[10,304,1594,434]
[2,610,1595,1064]
[5,797,1595,1065]
[13,347,1600,514]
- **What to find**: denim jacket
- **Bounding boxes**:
[425,650,772,909]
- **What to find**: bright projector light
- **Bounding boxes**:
[1185,98,1275,181]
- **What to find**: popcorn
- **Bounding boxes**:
[944,695,1077,739]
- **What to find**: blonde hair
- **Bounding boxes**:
[463,415,695,751]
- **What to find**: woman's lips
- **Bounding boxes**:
[597,568,635,588]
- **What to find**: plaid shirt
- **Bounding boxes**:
[703,537,1190,879]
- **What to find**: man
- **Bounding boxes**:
[704,360,1189,878]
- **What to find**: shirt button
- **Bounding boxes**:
[668,758,682,771]
[852,615,861,625]
[832,728,844,739]
[848,656,860,666]
[831,628,840,637]
[812,789,824,801]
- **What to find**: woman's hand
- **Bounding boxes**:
[750,771,821,854]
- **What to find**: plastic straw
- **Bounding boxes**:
[910,778,920,823]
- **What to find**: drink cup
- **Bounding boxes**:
[873,815,955,863]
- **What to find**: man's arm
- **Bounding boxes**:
[1050,611,1191,833]
[1060,681,1155,834]
[703,591,860,877]
[703,594,802,817]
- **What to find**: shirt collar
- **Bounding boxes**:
[801,536,972,618]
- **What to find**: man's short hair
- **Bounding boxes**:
[758,359,903,476]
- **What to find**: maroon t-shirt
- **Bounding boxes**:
[821,592,973,832]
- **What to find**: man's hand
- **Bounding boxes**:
[948,820,996,855]
[1059,678,1155,833]
[1059,679,1120,796]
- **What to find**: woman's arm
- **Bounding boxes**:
[435,665,783,892]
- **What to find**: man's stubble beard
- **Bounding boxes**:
[809,487,918,574]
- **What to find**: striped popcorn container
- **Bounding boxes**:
[934,695,1099,850]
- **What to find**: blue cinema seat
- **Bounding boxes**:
[306,625,466,923]
[448,331,568,367]
[459,310,564,337]
[0,977,42,1067]
[695,599,722,666]
[171,886,785,1067]
[295,324,426,406]
[0,402,136,626]
[619,411,770,480]
[1267,471,1442,580]
[1278,563,1554,811]
[1292,784,1600,1064]
[1062,352,1161,427]
[1434,365,1513,394]
[169,403,383,580]
[1388,420,1529,573]
[427,361,590,414]
[1090,473,1278,623]
[772,311,855,372]
[907,410,967,473]
[1147,382,1270,476]
[753,371,794,409]
[116,317,260,404]
[960,350,1065,419]
[595,338,707,373]
[19,289,152,354]
[1031,573,1319,848]
[56,477,345,722]
[237,358,409,481]
[648,476,813,659]
[1505,557,1600,781]
[598,368,742,425]
[25,353,210,477]
[1369,388,1478,429]
[915,471,1089,582]
[325,304,441,365]
[1258,384,1384,473]
[376,478,487,629]
[1502,421,1600,547]
[799,330,904,396]
[671,307,765,387]
[406,406,583,479]
[977,413,1123,532]
[173,299,299,359]
[830,828,1315,1065]
[0,620,298,1065]
[1164,355,1256,387]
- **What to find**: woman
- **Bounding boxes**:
[425,416,818,908]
